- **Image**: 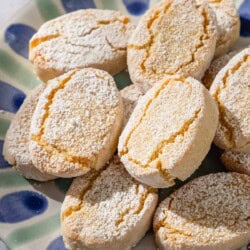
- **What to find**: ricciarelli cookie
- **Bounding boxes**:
[118,75,218,188]
[210,48,250,153]
[3,85,56,182]
[120,84,143,125]
[29,68,123,177]
[29,9,134,82]
[127,0,217,92]
[61,156,158,250]
[221,151,250,176]
[206,0,240,58]
[153,173,250,250]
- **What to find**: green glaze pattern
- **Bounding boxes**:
[0,49,40,90]
[5,213,60,248]
[0,171,29,188]
[35,0,61,21]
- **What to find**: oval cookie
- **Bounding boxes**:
[29,9,134,82]
[127,0,217,92]
[61,156,158,250]
[3,85,56,182]
[210,48,250,153]
[221,151,250,176]
[118,75,218,188]
[120,84,143,126]
[29,68,123,177]
[154,173,250,250]
[207,0,240,58]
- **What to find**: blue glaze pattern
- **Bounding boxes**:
[0,140,10,169]
[122,0,149,15]
[239,0,250,37]
[4,24,36,59]
[0,80,26,113]
[0,191,48,223]
[61,0,96,12]
[47,236,67,250]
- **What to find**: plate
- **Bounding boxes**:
[0,0,249,249]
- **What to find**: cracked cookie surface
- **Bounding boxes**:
[3,85,56,182]
[221,151,250,176]
[127,0,217,92]
[202,49,240,89]
[29,9,134,82]
[206,0,240,58]
[61,156,158,250]
[153,172,250,250]
[29,68,123,177]
[210,48,250,153]
[118,75,218,188]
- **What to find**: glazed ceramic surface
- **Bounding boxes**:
[0,0,249,249]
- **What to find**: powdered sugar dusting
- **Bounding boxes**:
[3,85,55,181]
[120,85,143,126]
[154,173,250,249]
[210,48,250,152]
[29,68,123,177]
[221,151,250,176]
[207,0,240,57]
[127,0,217,91]
[29,9,134,81]
[61,156,158,249]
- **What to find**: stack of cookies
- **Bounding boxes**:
[3,1,250,249]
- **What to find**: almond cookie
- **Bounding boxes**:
[127,0,217,92]
[206,0,240,58]
[153,172,250,250]
[3,85,56,182]
[118,75,218,188]
[221,151,250,176]
[61,156,158,250]
[120,84,143,125]
[29,68,123,178]
[29,9,134,82]
[210,48,250,153]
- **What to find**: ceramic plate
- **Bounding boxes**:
[0,0,249,249]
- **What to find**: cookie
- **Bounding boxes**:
[127,0,217,92]
[221,151,250,176]
[61,156,158,250]
[210,48,250,153]
[29,68,123,177]
[3,85,56,182]
[118,75,218,188]
[153,172,250,250]
[29,9,134,82]
[207,0,240,58]
[120,84,143,125]
[202,50,239,89]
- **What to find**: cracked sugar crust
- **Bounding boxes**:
[127,0,217,93]
[29,68,123,178]
[210,48,250,153]
[3,85,56,182]
[153,172,250,250]
[207,0,240,58]
[202,50,240,89]
[221,151,250,176]
[61,156,158,250]
[118,75,218,188]
[120,85,144,126]
[29,9,134,82]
